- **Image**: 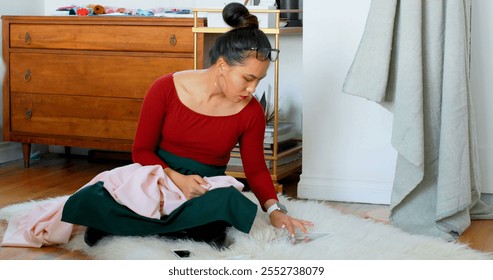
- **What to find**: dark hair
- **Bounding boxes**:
[209,3,272,65]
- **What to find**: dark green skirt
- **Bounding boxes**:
[61,149,257,236]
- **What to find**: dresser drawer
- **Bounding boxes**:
[10,92,141,140]
[10,24,194,53]
[10,52,192,98]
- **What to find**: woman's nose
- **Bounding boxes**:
[246,86,256,94]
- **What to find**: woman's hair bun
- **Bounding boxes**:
[222,2,259,29]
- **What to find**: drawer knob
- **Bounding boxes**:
[25,109,33,120]
[24,69,31,82]
[169,34,177,46]
[25,32,31,45]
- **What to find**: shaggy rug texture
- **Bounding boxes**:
[0,193,491,260]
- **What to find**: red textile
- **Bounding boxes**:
[132,73,277,207]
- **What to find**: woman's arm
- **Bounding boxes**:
[239,102,313,236]
[132,76,171,169]
[238,105,278,208]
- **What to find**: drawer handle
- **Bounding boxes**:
[169,34,177,46]
[25,32,31,45]
[24,69,31,82]
[25,109,33,120]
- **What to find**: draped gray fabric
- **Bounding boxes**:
[342,0,493,240]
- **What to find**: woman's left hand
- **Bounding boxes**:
[269,211,314,238]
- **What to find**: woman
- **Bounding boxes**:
[62,3,312,248]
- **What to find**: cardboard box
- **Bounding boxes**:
[207,6,277,28]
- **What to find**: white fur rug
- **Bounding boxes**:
[0,193,491,260]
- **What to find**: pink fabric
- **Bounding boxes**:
[97,163,244,218]
[1,163,244,247]
[1,197,72,247]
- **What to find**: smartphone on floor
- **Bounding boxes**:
[171,249,192,258]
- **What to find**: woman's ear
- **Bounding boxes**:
[216,57,228,73]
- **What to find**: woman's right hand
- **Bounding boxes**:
[165,168,210,200]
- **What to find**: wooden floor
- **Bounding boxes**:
[0,152,492,259]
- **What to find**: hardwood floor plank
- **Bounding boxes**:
[459,220,493,253]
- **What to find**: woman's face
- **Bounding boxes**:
[220,56,270,103]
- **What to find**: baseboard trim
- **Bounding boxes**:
[0,142,23,164]
[297,174,392,205]
[481,193,493,205]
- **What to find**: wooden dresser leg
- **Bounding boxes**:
[22,143,31,168]
[64,146,72,161]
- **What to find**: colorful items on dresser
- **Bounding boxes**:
[55,4,191,17]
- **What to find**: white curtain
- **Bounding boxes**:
[342,0,493,240]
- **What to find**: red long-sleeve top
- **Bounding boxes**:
[132,73,278,208]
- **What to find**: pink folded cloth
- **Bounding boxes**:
[98,164,244,218]
[1,197,72,247]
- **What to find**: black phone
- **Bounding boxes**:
[171,249,191,258]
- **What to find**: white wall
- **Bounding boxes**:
[298,0,398,204]
[471,0,493,193]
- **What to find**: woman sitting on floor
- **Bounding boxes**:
[61,3,313,248]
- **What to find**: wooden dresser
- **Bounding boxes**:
[2,16,206,167]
